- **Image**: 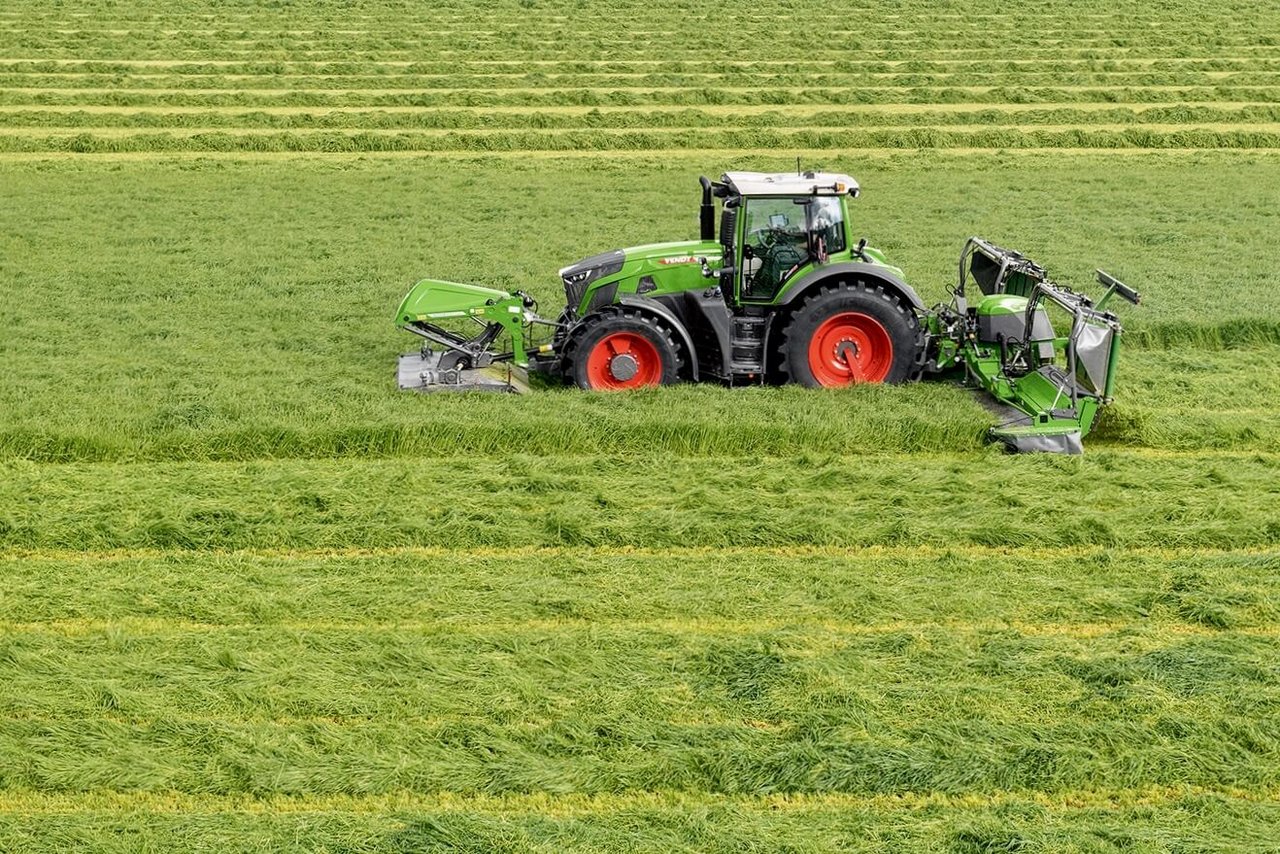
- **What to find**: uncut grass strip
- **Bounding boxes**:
[2,452,1278,551]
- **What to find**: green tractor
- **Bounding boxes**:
[395,171,1140,454]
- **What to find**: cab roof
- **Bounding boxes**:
[721,171,860,197]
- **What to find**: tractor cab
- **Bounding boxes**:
[708,171,864,306]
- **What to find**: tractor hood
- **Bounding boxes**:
[559,241,721,281]
[615,240,724,282]
[620,240,722,266]
[560,240,723,314]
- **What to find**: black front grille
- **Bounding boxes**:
[560,249,624,313]
[563,277,588,313]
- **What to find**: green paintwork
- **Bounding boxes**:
[574,240,723,315]
[924,285,1127,451]
[396,279,512,321]
[572,196,903,313]
[396,278,532,364]
[977,294,1030,317]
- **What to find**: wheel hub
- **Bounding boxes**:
[806,311,894,385]
[609,352,639,381]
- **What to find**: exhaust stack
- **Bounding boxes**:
[698,176,715,241]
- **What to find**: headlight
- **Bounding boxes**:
[559,249,624,311]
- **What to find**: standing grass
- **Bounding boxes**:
[2,152,1279,463]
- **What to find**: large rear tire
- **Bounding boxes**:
[564,308,681,391]
[781,281,922,387]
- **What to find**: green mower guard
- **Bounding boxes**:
[925,239,1141,454]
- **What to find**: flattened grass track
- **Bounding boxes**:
[2,0,1279,850]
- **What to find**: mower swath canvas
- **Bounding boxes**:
[395,171,1140,454]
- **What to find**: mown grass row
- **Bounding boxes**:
[0,792,1277,854]
[3,342,1279,463]
[0,0,1267,18]
[4,32,1276,57]
[7,58,1280,74]
[10,72,1280,89]
[2,451,1278,551]
[7,104,1280,130]
[0,384,994,462]
[5,547,1275,630]
[11,46,1280,64]
[7,86,1280,109]
[1,355,1278,463]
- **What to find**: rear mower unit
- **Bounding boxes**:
[395,171,1140,454]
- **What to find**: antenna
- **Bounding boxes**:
[796,156,801,175]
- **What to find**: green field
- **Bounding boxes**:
[3,0,1280,850]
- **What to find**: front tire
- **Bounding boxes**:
[565,308,681,391]
[781,281,922,386]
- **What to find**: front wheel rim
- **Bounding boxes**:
[807,312,894,385]
[584,331,663,390]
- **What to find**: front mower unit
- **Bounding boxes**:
[396,351,529,394]
[395,278,552,393]
[393,173,1139,454]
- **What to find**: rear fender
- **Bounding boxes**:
[775,263,927,313]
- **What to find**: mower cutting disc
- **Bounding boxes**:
[397,352,528,394]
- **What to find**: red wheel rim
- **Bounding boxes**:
[584,332,663,390]
[807,312,893,385]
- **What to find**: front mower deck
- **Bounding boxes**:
[397,352,529,394]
